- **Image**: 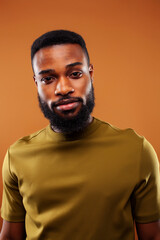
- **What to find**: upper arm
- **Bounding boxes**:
[136,221,160,240]
[0,220,26,240]
[133,139,160,239]
[132,138,160,223]
[1,150,25,222]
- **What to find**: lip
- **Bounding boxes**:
[56,101,80,111]
[55,99,79,106]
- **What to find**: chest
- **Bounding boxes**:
[13,140,139,211]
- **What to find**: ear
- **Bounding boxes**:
[89,64,94,82]
[33,75,37,86]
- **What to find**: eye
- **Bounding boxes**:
[41,76,56,84]
[70,71,83,79]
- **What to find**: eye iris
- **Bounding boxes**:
[72,72,81,77]
[41,76,54,83]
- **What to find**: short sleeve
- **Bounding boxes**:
[1,149,25,222]
[132,138,160,223]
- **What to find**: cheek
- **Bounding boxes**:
[37,85,55,111]
[37,84,54,101]
[85,80,92,95]
[73,79,92,104]
[73,78,91,95]
[81,79,92,97]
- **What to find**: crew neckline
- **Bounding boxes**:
[46,117,101,142]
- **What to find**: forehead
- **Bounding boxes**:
[33,44,87,74]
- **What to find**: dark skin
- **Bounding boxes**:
[0,44,160,239]
[33,43,94,131]
[0,220,26,239]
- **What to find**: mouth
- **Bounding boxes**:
[54,99,82,112]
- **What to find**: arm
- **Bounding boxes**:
[0,220,26,240]
[1,150,26,240]
[136,221,160,240]
[132,138,160,239]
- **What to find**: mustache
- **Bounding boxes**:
[51,96,83,109]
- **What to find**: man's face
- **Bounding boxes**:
[33,43,95,133]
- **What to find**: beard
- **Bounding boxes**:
[38,84,95,134]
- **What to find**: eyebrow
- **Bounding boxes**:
[38,62,83,75]
[38,69,55,75]
[66,62,83,68]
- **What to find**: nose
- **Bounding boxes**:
[55,76,74,96]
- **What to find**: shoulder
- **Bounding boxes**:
[3,126,49,174]
[11,126,48,146]
[8,126,49,156]
[95,118,144,144]
[97,118,158,159]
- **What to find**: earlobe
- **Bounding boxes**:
[33,76,37,86]
[89,64,94,82]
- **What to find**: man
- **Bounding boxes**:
[0,30,160,240]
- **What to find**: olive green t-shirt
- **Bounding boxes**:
[1,118,160,240]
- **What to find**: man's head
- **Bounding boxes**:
[31,30,95,133]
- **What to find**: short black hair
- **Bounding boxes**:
[31,30,90,65]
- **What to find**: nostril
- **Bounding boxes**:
[55,87,74,96]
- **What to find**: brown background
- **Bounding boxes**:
[0,0,160,238]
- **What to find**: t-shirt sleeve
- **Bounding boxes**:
[1,149,26,222]
[132,137,160,223]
